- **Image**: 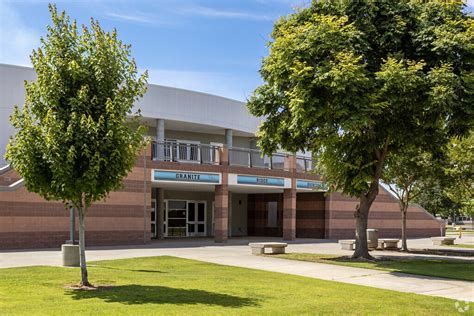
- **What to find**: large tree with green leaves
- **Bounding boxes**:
[247,0,473,258]
[5,5,147,286]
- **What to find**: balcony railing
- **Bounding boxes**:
[228,147,287,170]
[152,141,220,165]
[151,141,314,172]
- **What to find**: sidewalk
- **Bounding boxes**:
[1,238,473,302]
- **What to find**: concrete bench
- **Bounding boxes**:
[249,242,288,255]
[339,240,355,250]
[431,237,456,246]
[379,239,400,250]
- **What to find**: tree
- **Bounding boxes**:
[382,148,438,251]
[414,176,461,218]
[5,5,147,286]
[444,133,474,217]
[414,133,473,220]
[247,1,472,258]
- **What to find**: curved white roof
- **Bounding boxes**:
[0,63,261,164]
[138,84,260,134]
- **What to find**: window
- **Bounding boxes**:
[198,203,205,221]
[267,201,278,227]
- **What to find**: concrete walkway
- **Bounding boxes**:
[1,238,473,302]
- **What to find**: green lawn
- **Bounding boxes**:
[445,229,474,235]
[272,253,474,281]
[0,256,461,315]
[443,244,474,249]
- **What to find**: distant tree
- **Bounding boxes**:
[5,5,147,286]
[414,134,473,220]
[382,148,439,251]
[444,133,474,217]
[247,1,473,258]
[414,179,461,219]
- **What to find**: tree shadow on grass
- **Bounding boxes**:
[66,285,259,308]
[92,265,166,274]
[303,255,474,281]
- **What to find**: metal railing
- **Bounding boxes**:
[151,141,315,172]
[0,164,12,175]
[229,147,288,170]
[152,141,220,165]
[296,156,314,173]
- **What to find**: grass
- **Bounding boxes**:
[445,229,474,235]
[272,253,474,281]
[0,256,462,315]
[446,232,474,236]
[443,244,474,249]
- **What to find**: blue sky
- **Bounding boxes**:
[1,0,472,101]
[0,0,309,101]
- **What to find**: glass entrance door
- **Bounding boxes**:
[187,202,206,236]
[164,200,206,237]
[166,200,187,237]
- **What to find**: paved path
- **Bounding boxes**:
[1,238,473,302]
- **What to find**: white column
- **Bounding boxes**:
[225,129,233,148]
[156,119,165,142]
[156,119,165,160]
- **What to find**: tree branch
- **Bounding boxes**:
[388,183,402,201]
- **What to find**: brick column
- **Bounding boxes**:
[324,193,333,239]
[214,173,229,243]
[220,147,229,165]
[283,179,296,240]
[228,191,232,237]
[284,155,297,172]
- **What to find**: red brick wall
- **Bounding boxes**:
[0,150,153,250]
[247,193,283,237]
[0,169,21,186]
[248,192,326,239]
[296,192,325,238]
[2,144,444,249]
[325,187,443,239]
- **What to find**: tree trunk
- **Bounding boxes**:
[353,198,370,259]
[401,206,408,252]
[353,187,381,259]
[78,208,91,286]
[354,141,389,259]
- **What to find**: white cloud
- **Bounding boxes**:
[0,2,39,66]
[145,68,259,101]
[106,4,278,25]
[104,11,177,26]
[105,12,157,24]
[177,5,275,21]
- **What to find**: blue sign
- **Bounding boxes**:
[154,170,220,184]
[297,180,327,190]
[237,175,285,187]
